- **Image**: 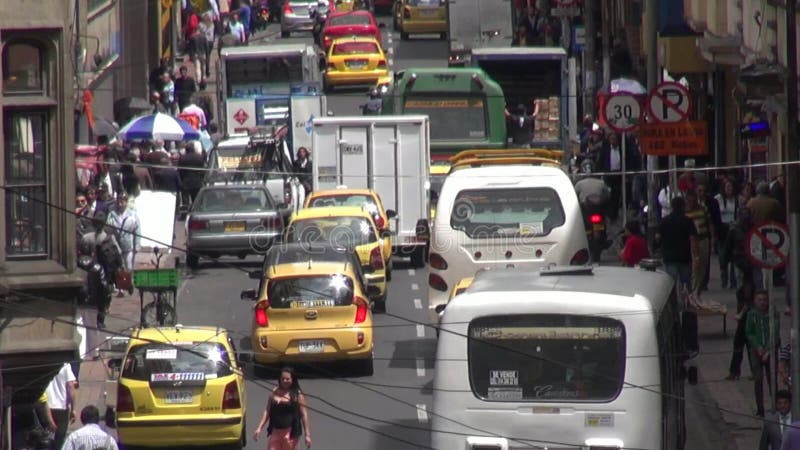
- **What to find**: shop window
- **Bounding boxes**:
[2,41,44,94]
[4,112,48,258]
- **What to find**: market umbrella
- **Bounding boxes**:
[92,117,119,137]
[117,113,201,141]
[610,77,646,95]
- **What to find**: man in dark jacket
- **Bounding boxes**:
[179,143,206,205]
[174,66,198,111]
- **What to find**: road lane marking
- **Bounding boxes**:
[413,298,422,309]
[387,47,394,55]
[388,58,394,67]
[416,357,425,377]
[416,324,425,338]
[407,269,415,276]
[411,283,419,290]
[416,404,429,423]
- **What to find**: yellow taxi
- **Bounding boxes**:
[241,257,375,375]
[434,276,473,336]
[394,0,447,41]
[304,188,394,267]
[115,326,246,449]
[284,206,389,308]
[324,36,389,91]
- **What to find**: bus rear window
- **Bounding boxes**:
[468,315,625,402]
[450,187,565,237]
[404,97,486,140]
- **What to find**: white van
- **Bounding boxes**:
[427,165,588,323]
[432,266,686,450]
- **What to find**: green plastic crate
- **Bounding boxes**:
[134,268,180,289]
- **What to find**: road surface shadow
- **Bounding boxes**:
[387,338,436,369]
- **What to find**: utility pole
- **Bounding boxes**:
[645,0,658,244]
[601,0,611,91]
[786,0,800,421]
[584,0,596,118]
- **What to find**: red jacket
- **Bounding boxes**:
[621,234,650,267]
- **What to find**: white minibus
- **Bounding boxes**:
[427,165,589,324]
[432,266,686,450]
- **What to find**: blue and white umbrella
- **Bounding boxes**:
[117,113,200,141]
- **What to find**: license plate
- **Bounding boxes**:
[298,340,325,353]
[592,223,605,232]
[347,61,367,69]
[225,221,246,232]
[164,390,193,404]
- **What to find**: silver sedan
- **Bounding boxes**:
[281,0,318,37]
[185,185,284,268]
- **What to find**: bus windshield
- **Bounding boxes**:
[468,314,626,402]
[226,54,304,96]
[404,97,486,141]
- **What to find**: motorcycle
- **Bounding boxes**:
[253,1,271,31]
[582,201,610,263]
[311,0,331,46]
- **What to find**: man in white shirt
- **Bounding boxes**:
[61,405,118,450]
[46,363,78,450]
[760,390,792,450]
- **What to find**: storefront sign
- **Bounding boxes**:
[639,121,708,156]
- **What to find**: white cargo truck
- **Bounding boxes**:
[311,115,431,267]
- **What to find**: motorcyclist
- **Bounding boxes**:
[78,211,124,329]
[573,159,611,217]
[362,88,383,114]
[311,0,330,46]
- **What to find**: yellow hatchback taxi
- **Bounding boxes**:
[324,36,388,91]
[115,326,246,449]
[241,257,375,376]
[304,188,395,267]
[395,0,447,40]
[285,206,389,307]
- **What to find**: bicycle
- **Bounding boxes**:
[134,246,180,327]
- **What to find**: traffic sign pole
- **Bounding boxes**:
[766,268,777,411]
[622,133,627,227]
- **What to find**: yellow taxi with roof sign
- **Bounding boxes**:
[324,36,389,91]
[304,187,394,270]
[394,0,447,40]
[114,326,246,449]
[284,206,389,310]
[241,256,375,376]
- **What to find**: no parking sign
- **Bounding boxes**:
[746,222,790,270]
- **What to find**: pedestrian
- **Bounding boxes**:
[655,196,698,305]
[677,159,698,193]
[657,182,675,219]
[45,363,77,450]
[174,66,198,111]
[253,367,312,450]
[726,283,755,381]
[79,211,123,329]
[60,405,118,450]
[684,189,713,299]
[504,103,537,148]
[769,171,786,210]
[150,91,168,114]
[760,389,792,449]
[178,142,206,206]
[159,71,176,115]
[715,180,739,288]
[722,207,755,291]
[106,194,141,282]
[181,94,209,129]
[747,180,785,225]
[618,220,649,267]
[294,147,312,195]
[197,12,216,83]
[695,183,719,291]
[239,3,252,42]
[229,12,246,43]
[745,289,779,417]
[739,180,755,209]
[597,130,623,220]
[782,419,800,450]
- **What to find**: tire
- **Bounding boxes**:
[440,32,447,40]
[186,253,199,269]
[281,30,290,38]
[142,300,177,327]
[357,356,374,376]
[401,32,409,41]
[373,294,387,313]
[410,246,425,268]
[386,259,393,282]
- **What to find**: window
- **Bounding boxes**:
[332,41,380,55]
[2,41,44,94]
[404,97,487,140]
[329,14,372,26]
[468,315,626,402]
[450,187,566,238]
[4,112,48,257]
[267,275,355,308]
[121,342,234,382]
[285,216,378,247]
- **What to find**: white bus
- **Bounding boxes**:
[432,266,686,450]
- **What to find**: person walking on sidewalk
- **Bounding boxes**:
[107,194,141,278]
[253,367,312,450]
[715,180,739,289]
[45,363,78,450]
[80,211,124,329]
[760,389,792,450]
[726,283,755,380]
[656,196,698,306]
[684,189,713,299]
[61,405,118,450]
[746,289,779,417]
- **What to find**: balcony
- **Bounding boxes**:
[697,31,744,65]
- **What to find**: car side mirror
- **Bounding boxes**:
[248,271,262,279]
[386,209,397,219]
[241,289,257,301]
[366,285,381,298]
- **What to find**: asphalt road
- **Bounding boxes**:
[170,17,731,450]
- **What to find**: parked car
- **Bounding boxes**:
[321,10,382,51]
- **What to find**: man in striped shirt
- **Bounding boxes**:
[685,189,714,299]
[61,405,118,450]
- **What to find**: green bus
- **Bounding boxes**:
[379,68,506,160]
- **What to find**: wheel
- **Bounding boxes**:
[401,32,409,41]
[386,259,393,282]
[281,30,290,38]
[373,294,387,313]
[356,356,374,376]
[410,246,425,268]
[186,253,199,269]
[142,300,177,327]
[440,32,447,40]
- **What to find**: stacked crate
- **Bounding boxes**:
[533,96,561,141]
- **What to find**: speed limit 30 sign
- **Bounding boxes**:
[603,93,642,133]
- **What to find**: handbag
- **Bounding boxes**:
[115,269,133,292]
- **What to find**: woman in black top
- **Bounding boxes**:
[253,367,312,449]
